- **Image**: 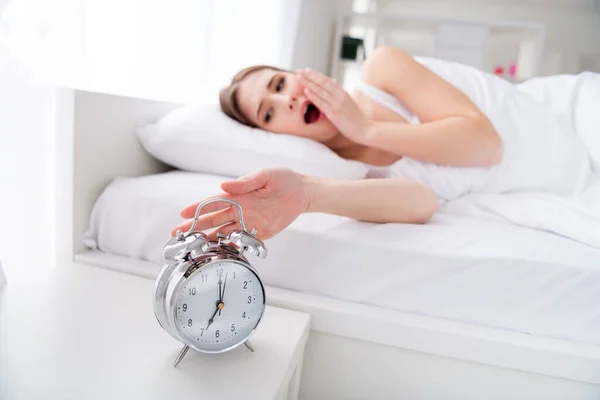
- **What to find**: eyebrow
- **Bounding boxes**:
[256,74,277,123]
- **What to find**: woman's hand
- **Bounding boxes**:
[171,168,309,241]
[297,68,373,145]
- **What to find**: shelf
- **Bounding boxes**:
[338,11,546,33]
[330,11,546,87]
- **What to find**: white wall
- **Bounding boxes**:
[290,0,352,74]
[376,0,600,75]
[204,0,347,88]
[0,70,56,283]
[0,0,56,282]
[203,0,303,101]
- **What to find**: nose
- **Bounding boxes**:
[287,74,305,112]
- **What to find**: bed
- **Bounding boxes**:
[54,88,600,399]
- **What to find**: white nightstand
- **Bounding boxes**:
[0,263,311,400]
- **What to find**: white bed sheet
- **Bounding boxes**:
[83,171,600,345]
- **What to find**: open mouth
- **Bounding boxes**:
[303,102,321,124]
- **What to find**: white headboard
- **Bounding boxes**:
[54,88,181,266]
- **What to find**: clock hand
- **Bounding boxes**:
[206,307,219,330]
[208,272,226,327]
[222,273,228,299]
[218,272,223,302]
[219,273,228,316]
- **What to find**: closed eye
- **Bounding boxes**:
[264,109,272,124]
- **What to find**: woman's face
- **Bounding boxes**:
[236,68,338,142]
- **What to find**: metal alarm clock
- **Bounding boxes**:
[153,198,267,367]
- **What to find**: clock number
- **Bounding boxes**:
[215,330,220,338]
[231,323,235,331]
[216,268,223,276]
[200,328,205,336]
[188,319,192,327]
[243,281,248,289]
[242,312,246,319]
[189,287,196,296]
[201,275,207,283]
[247,296,252,304]
[233,272,236,279]
[182,304,187,312]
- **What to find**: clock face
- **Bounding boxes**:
[174,260,265,353]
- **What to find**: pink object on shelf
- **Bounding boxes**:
[509,63,518,77]
[494,65,504,75]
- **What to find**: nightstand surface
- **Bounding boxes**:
[0,263,310,400]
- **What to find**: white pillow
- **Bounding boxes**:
[136,104,368,179]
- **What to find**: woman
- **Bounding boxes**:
[172,45,598,241]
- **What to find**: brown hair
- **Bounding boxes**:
[219,65,285,128]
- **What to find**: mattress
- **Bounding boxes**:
[83,170,600,345]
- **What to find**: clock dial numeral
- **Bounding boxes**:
[242,312,246,319]
[182,304,187,312]
[188,319,192,327]
[243,281,248,289]
[233,272,236,279]
[216,268,223,276]
[201,275,207,283]
[200,328,205,336]
[231,323,235,331]
[189,287,196,296]
[247,296,252,304]
[215,330,220,338]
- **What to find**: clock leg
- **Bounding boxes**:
[244,340,254,352]
[173,344,190,367]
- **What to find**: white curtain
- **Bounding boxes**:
[82,0,213,103]
[0,0,302,281]
[1,0,301,103]
[204,0,301,100]
[0,0,59,282]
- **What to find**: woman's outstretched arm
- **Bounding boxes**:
[172,168,438,241]
[302,174,437,224]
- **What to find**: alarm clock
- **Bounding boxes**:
[153,198,267,367]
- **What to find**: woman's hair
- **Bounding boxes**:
[219,65,285,128]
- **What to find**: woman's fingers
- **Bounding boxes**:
[298,68,347,117]
[180,194,232,219]
[171,207,236,237]
[221,169,271,195]
[299,68,342,98]
[207,222,241,241]
[182,169,270,220]
[171,219,194,237]
[304,87,332,117]
[298,75,336,104]
[193,208,236,231]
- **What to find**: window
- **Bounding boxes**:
[81,0,213,103]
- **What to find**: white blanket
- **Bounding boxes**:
[390,71,600,248]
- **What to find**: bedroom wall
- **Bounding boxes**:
[375,0,600,75]
[0,0,57,282]
[289,0,353,74]
[0,70,56,282]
